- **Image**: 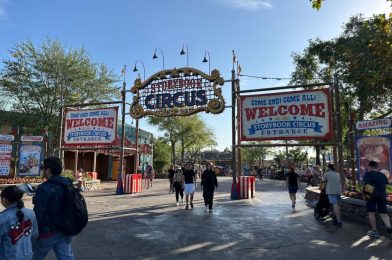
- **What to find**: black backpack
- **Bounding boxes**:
[50,178,88,236]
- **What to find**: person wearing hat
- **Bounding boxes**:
[363,160,391,238]
[324,164,342,226]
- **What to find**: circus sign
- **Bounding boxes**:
[129,68,225,118]
[240,88,332,141]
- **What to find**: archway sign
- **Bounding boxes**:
[129,68,225,118]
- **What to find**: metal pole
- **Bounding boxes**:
[58,106,63,160]
[334,74,345,188]
[231,65,238,199]
[236,77,242,178]
[330,87,338,167]
[93,150,97,172]
[135,119,139,173]
[116,81,126,195]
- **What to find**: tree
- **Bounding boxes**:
[153,137,171,173]
[241,142,272,168]
[290,14,392,122]
[0,39,119,153]
[310,0,392,10]
[273,147,308,169]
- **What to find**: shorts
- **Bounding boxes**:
[184,183,195,195]
[367,197,387,214]
[288,186,298,194]
[327,194,341,205]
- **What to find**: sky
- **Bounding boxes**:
[0,0,390,151]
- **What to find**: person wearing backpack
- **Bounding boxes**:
[32,157,76,259]
[0,185,38,260]
[172,166,184,206]
[363,160,392,239]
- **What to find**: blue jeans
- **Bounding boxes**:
[33,233,74,260]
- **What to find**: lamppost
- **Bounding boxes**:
[152,48,165,69]
[202,50,211,74]
[132,60,145,80]
[180,44,189,67]
[320,146,326,173]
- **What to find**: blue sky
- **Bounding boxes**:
[0,0,390,150]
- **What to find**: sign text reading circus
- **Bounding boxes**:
[130,68,225,118]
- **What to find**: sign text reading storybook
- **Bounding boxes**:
[64,107,118,145]
[240,89,332,141]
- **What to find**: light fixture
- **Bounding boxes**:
[152,48,165,69]
[180,44,188,67]
[320,146,326,156]
[202,50,210,74]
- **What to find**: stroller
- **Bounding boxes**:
[314,186,331,220]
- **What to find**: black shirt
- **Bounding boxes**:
[287,172,300,187]
[363,170,388,198]
[168,169,175,179]
[183,169,196,184]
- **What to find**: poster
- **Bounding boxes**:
[356,135,392,183]
[64,107,118,145]
[18,145,42,176]
[240,88,332,141]
[0,153,12,176]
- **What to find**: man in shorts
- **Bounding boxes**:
[324,164,342,227]
[183,162,196,210]
[363,160,392,238]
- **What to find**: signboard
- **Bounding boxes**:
[64,107,118,145]
[0,154,12,176]
[18,145,42,176]
[130,68,225,118]
[0,134,14,142]
[0,144,12,154]
[356,118,392,130]
[21,135,44,142]
[356,135,392,183]
[240,88,332,141]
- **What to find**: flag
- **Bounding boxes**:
[121,65,126,76]
[232,50,236,64]
[237,62,242,75]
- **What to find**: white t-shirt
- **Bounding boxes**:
[324,170,342,195]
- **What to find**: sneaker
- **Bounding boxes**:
[190,202,194,209]
[176,202,179,206]
[367,230,380,238]
[185,205,189,210]
[180,199,183,203]
[209,209,213,213]
[205,206,209,212]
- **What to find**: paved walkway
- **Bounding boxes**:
[3,177,392,259]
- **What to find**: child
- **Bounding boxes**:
[0,186,38,260]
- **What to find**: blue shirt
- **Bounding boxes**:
[0,204,38,260]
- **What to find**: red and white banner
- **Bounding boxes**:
[21,136,44,142]
[0,146,12,176]
[356,118,391,131]
[240,88,332,141]
[64,107,118,145]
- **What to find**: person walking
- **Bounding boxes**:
[286,167,301,209]
[201,163,218,212]
[183,161,196,210]
[363,160,392,238]
[145,162,154,189]
[173,167,184,206]
[167,165,175,193]
[0,186,38,260]
[324,164,342,227]
[32,156,75,260]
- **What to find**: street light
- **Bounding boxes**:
[132,60,146,81]
[180,44,189,67]
[202,50,211,74]
[320,146,326,173]
[152,48,165,69]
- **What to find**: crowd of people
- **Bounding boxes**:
[167,161,218,212]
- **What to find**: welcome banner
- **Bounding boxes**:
[64,107,118,145]
[240,88,332,141]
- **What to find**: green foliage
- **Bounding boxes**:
[241,142,273,166]
[153,137,171,173]
[61,169,76,182]
[0,39,120,154]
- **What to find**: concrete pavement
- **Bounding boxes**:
[3,177,392,259]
